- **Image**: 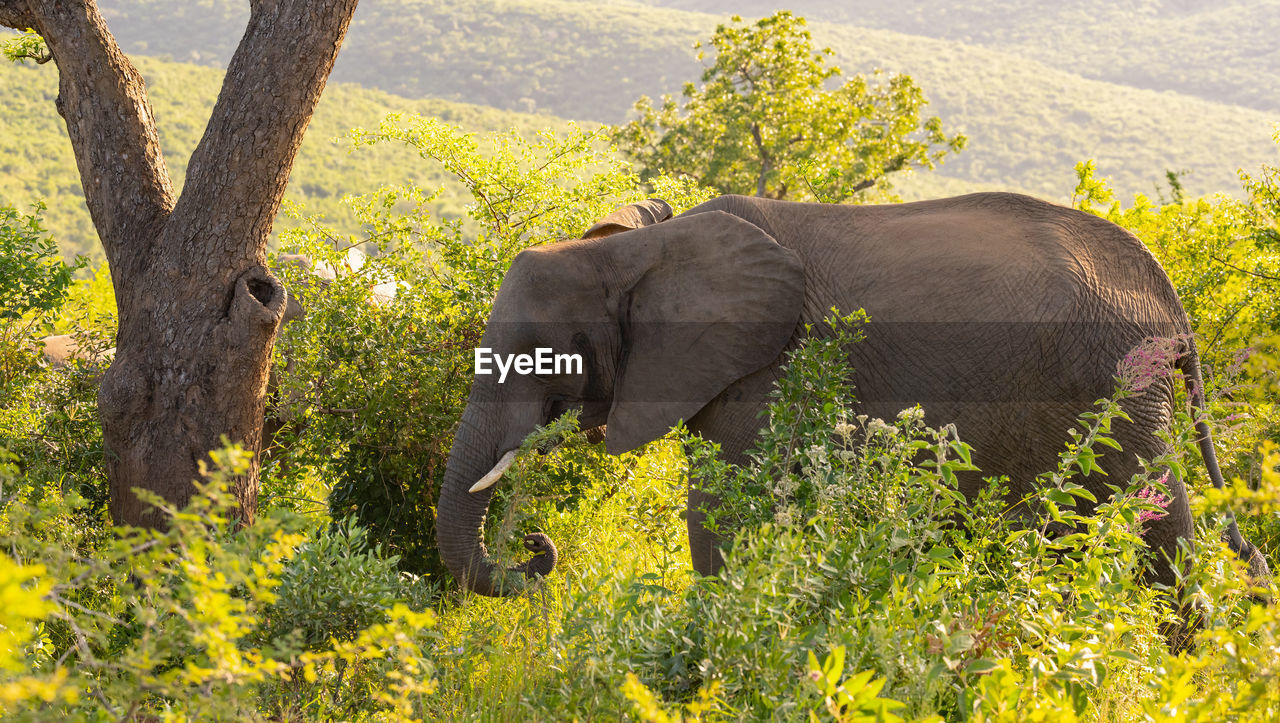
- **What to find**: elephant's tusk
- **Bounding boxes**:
[469,450,518,493]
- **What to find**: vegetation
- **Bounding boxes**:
[3,4,1280,716]
[3,103,1279,716]
[0,205,79,347]
[615,12,964,202]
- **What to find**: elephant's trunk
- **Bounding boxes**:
[436,410,554,596]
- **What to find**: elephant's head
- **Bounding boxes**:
[436,200,806,595]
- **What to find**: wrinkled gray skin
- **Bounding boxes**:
[437,193,1270,597]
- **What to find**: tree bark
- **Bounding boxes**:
[2,0,360,527]
[750,122,772,198]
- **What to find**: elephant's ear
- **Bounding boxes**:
[604,210,805,454]
[582,199,673,239]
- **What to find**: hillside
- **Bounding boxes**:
[85,0,1279,202]
[0,54,568,260]
[8,1,1279,258]
[95,0,703,122]
[589,0,1280,115]
[818,23,1278,200]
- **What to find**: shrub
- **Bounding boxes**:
[531,318,1276,721]
[0,205,106,521]
[259,517,435,650]
[0,444,440,721]
[0,203,82,393]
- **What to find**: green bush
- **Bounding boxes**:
[0,203,77,327]
[0,203,81,392]
[0,204,106,520]
[259,517,435,651]
[0,445,440,720]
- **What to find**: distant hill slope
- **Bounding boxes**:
[90,0,1279,201]
[9,1,1278,258]
[819,23,1278,200]
[593,0,1280,116]
[95,0,703,122]
[1,55,567,260]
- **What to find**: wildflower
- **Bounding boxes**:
[1117,335,1190,393]
[774,505,795,527]
[833,420,857,442]
[896,406,924,424]
[772,473,800,502]
[1227,347,1253,376]
[1135,474,1172,527]
[866,417,896,437]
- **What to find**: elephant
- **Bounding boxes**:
[37,334,115,370]
[435,192,1269,597]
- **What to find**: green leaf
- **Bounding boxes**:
[965,658,1002,675]
[1045,488,1076,506]
[1107,649,1142,663]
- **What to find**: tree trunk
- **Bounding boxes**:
[750,122,772,198]
[1,0,360,527]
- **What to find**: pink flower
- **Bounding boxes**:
[1228,347,1254,376]
[1135,474,1172,527]
[1117,335,1191,393]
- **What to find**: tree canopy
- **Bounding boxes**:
[614,11,965,202]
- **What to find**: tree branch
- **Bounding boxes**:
[18,0,174,267]
[170,0,359,269]
[1211,255,1280,282]
[751,122,771,197]
[0,1,36,29]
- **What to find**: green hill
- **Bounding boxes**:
[625,0,1280,115]
[87,0,1279,201]
[95,0,704,123]
[8,1,1280,258]
[817,22,1278,200]
[1,54,568,260]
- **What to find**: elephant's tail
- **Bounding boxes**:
[1176,342,1227,492]
[1176,340,1260,570]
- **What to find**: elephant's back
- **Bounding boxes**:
[738,193,1188,410]
[723,192,1184,331]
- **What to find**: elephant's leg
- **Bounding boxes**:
[1109,382,1196,588]
[1135,466,1199,650]
[683,432,758,578]
[684,367,780,577]
[1132,471,1194,588]
[1104,384,1206,650]
[686,477,724,577]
